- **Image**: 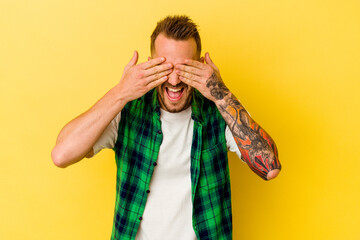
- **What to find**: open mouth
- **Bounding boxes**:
[165,87,185,102]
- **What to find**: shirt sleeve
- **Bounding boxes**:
[225,108,252,163]
[225,125,244,163]
[91,112,121,157]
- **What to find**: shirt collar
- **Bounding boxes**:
[151,89,161,117]
[191,90,204,124]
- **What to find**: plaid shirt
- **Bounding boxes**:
[111,89,232,240]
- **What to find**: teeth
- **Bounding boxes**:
[168,88,182,92]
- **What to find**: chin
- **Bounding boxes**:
[163,103,188,113]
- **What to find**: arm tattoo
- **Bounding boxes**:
[206,73,230,100]
[206,73,281,180]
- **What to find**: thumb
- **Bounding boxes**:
[205,52,219,71]
[127,50,139,67]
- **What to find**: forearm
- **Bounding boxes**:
[51,84,127,168]
[214,91,281,180]
[51,53,172,168]
[174,54,281,180]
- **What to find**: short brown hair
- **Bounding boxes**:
[150,15,201,55]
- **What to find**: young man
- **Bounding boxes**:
[52,15,281,240]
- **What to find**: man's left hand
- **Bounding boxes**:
[175,52,230,103]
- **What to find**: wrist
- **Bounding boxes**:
[214,97,226,108]
[213,88,231,107]
[109,84,129,109]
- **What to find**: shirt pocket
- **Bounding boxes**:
[198,141,228,190]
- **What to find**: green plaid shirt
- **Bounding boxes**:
[111,89,232,240]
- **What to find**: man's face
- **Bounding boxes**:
[152,33,200,113]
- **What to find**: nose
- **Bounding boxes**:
[167,68,181,86]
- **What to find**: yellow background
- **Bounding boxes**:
[1,0,359,239]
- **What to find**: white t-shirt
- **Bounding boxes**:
[93,107,244,240]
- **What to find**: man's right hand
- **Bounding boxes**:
[51,51,173,168]
[117,51,173,103]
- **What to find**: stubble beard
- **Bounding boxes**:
[156,85,194,113]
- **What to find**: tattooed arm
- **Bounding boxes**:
[211,83,281,180]
[175,53,281,180]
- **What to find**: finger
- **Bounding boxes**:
[144,63,173,78]
[140,57,166,70]
[146,75,169,90]
[176,69,202,82]
[175,64,202,76]
[205,52,219,72]
[145,68,173,83]
[178,75,199,89]
[183,59,207,70]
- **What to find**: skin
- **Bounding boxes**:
[175,53,282,180]
[51,51,172,167]
[151,33,202,113]
[52,32,281,181]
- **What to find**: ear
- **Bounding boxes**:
[200,56,205,63]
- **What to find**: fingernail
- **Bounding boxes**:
[161,57,165,61]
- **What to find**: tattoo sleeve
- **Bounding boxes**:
[207,73,282,180]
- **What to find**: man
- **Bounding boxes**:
[52,15,281,240]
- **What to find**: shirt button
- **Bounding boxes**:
[157,130,162,134]
[139,216,143,220]
[153,162,157,166]
[146,190,150,193]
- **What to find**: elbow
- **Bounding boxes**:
[266,168,281,181]
[51,147,69,168]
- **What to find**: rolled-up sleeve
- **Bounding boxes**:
[225,125,244,162]
[91,112,121,157]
